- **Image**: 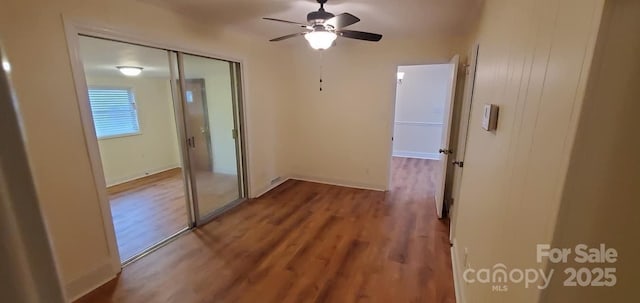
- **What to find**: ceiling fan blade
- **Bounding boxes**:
[269,32,306,42]
[338,30,383,42]
[263,17,307,27]
[326,13,360,29]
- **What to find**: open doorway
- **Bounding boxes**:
[390,57,459,218]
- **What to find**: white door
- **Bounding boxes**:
[450,45,480,241]
[434,55,460,218]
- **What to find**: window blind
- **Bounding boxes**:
[87,88,140,139]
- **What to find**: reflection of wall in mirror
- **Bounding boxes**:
[196,61,237,176]
[86,75,181,186]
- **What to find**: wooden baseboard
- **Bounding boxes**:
[251,177,291,198]
[289,175,387,192]
[107,167,182,195]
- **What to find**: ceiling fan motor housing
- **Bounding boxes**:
[307,10,335,25]
[265,0,383,44]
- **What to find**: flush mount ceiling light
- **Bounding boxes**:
[304,30,338,50]
[116,66,143,77]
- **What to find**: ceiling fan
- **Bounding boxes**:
[263,0,383,50]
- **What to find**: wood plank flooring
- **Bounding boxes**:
[109,169,241,261]
[79,157,455,303]
[108,168,188,261]
[193,171,240,217]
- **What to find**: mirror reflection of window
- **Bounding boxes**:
[186,91,194,103]
[87,87,140,139]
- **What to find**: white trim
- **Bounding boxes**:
[254,174,387,198]
[64,261,115,302]
[63,18,123,284]
[392,151,441,160]
[394,121,444,126]
[251,177,291,198]
[290,175,386,192]
[451,242,467,303]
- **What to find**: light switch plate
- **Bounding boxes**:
[482,104,499,131]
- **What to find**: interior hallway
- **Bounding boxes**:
[80,157,454,302]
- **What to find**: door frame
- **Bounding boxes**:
[63,18,254,272]
[435,55,460,218]
[386,60,459,196]
[449,44,480,243]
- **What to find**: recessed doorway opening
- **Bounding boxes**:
[390,57,459,218]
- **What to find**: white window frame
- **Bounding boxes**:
[87,86,142,140]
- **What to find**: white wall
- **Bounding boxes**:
[285,38,467,190]
[541,0,640,301]
[206,65,237,175]
[0,0,295,300]
[85,75,181,186]
[0,52,67,303]
[450,0,604,302]
[393,64,452,160]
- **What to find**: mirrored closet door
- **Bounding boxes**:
[178,53,246,225]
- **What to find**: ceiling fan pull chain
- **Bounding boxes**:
[319,52,324,91]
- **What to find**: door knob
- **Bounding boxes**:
[439,149,453,155]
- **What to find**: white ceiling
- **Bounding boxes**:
[79,36,172,78]
[79,36,231,79]
[80,0,483,78]
[140,0,483,40]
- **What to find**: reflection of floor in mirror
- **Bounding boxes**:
[107,168,188,261]
[108,168,239,261]
[193,171,240,217]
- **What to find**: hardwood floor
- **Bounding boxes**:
[193,171,240,217]
[109,168,242,261]
[108,168,188,261]
[79,157,455,303]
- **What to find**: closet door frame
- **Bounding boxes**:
[64,18,253,273]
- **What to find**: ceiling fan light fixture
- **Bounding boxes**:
[116,66,143,77]
[264,1,381,46]
[304,31,337,50]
